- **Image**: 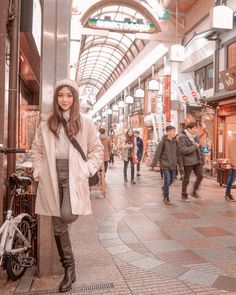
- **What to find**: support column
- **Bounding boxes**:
[38,0,71,276]
[7,0,21,190]
[0,0,9,224]
[170,60,181,131]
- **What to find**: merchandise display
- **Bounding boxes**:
[19,105,40,149]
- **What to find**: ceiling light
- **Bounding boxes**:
[134,78,144,98]
[148,79,160,91]
[125,95,134,104]
[118,101,125,108]
[112,104,119,111]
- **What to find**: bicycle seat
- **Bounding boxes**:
[9,173,32,189]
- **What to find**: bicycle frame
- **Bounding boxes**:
[0,211,32,266]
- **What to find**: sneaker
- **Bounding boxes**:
[225,193,236,202]
[137,173,141,176]
[191,191,200,199]
[181,195,190,202]
[124,177,128,182]
[131,179,136,184]
[164,198,172,205]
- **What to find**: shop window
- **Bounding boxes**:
[206,63,213,89]
[227,42,236,68]
[195,63,213,91]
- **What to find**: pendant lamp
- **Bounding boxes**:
[134,77,144,98]
[148,65,160,91]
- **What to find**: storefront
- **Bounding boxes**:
[19,0,41,149]
[216,100,236,158]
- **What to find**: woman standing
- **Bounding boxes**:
[121,129,137,184]
[31,79,103,292]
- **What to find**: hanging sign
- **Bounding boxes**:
[220,66,236,91]
[177,79,201,105]
[210,5,233,31]
[170,44,185,62]
[163,76,171,122]
[88,18,156,33]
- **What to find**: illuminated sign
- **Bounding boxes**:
[88,18,156,33]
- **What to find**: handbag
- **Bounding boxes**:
[62,120,99,186]
[132,153,139,164]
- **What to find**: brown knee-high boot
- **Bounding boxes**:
[54,231,76,292]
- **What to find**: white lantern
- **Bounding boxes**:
[170,44,185,62]
[148,79,160,91]
[134,88,144,98]
[107,108,112,115]
[211,5,233,31]
[118,100,125,108]
[125,95,134,104]
[112,104,119,111]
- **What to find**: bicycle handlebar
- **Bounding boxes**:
[0,145,26,154]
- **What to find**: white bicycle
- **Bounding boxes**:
[0,144,36,280]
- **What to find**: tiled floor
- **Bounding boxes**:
[2,158,236,294]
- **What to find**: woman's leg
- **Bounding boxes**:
[53,159,77,292]
[129,158,135,183]
[123,160,128,181]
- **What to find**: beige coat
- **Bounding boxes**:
[99,134,111,162]
[31,112,103,217]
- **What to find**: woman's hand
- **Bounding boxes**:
[34,176,39,182]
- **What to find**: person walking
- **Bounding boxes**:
[121,129,137,184]
[134,130,144,176]
[31,79,103,293]
[110,136,115,165]
[178,121,203,202]
[224,133,236,202]
[151,125,180,205]
[99,127,111,173]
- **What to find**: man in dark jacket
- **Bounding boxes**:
[178,122,203,201]
[134,130,144,176]
[151,125,180,205]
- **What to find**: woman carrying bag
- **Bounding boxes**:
[31,79,103,292]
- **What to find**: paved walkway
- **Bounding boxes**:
[2,158,236,294]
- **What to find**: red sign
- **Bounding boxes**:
[163,75,171,122]
[219,104,236,116]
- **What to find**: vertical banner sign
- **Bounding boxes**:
[163,75,171,122]
[177,79,201,105]
[151,113,166,143]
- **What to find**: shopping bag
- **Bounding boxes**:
[132,153,139,164]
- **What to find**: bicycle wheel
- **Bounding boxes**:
[5,217,32,280]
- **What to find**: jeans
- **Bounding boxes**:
[163,169,176,198]
[104,161,109,173]
[123,157,135,180]
[137,152,143,172]
[182,163,203,196]
[110,153,114,164]
[52,159,79,235]
[226,168,236,194]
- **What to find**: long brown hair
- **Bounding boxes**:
[125,129,134,145]
[48,85,81,138]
